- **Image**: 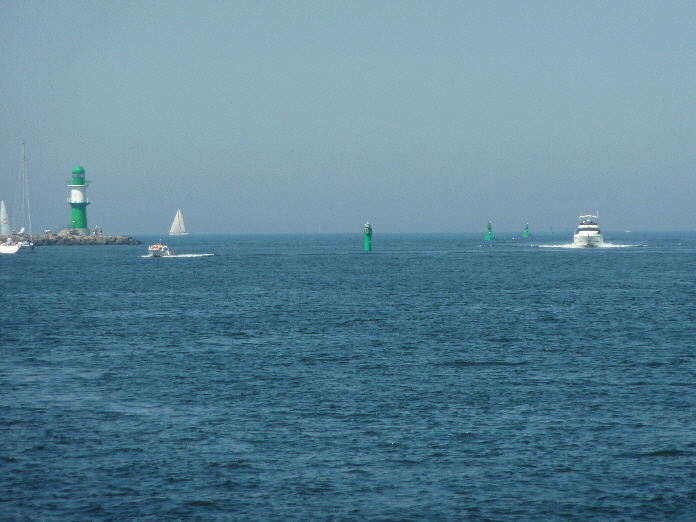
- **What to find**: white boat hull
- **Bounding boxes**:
[0,244,20,254]
[573,233,603,247]
[0,241,33,254]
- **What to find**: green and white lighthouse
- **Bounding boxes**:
[68,166,90,235]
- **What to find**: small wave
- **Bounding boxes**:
[441,359,527,367]
[641,449,686,457]
[622,449,688,458]
[187,500,216,507]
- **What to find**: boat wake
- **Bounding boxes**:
[170,253,215,258]
[143,253,215,258]
[539,243,642,248]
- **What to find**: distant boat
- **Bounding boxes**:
[574,215,603,247]
[0,144,34,254]
[169,209,188,236]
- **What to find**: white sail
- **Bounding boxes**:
[169,209,188,235]
[0,201,10,235]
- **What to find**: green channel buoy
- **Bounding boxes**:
[364,221,372,251]
[522,223,531,237]
[484,221,495,240]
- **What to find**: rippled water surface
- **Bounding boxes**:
[2,232,695,521]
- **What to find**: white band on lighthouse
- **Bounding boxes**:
[68,184,89,204]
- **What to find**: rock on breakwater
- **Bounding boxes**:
[1,235,143,246]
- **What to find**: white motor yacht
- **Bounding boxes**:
[574,215,603,247]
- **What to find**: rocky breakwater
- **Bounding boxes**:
[1,235,143,246]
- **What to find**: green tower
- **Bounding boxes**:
[364,221,372,251]
[522,223,531,237]
[484,221,495,240]
[68,166,90,235]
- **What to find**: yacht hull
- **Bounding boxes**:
[0,244,20,254]
[0,241,33,254]
[573,234,603,247]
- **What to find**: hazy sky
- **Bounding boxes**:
[1,1,694,234]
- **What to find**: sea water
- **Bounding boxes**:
[2,232,695,521]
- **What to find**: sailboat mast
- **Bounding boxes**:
[22,143,33,239]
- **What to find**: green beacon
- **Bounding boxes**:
[364,221,372,252]
[68,166,90,235]
[522,223,531,237]
[484,221,495,240]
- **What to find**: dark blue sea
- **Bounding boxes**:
[2,232,695,521]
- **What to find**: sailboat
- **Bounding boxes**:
[169,209,188,236]
[0,144,34,254]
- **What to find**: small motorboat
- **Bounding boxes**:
[148,241,171,257]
